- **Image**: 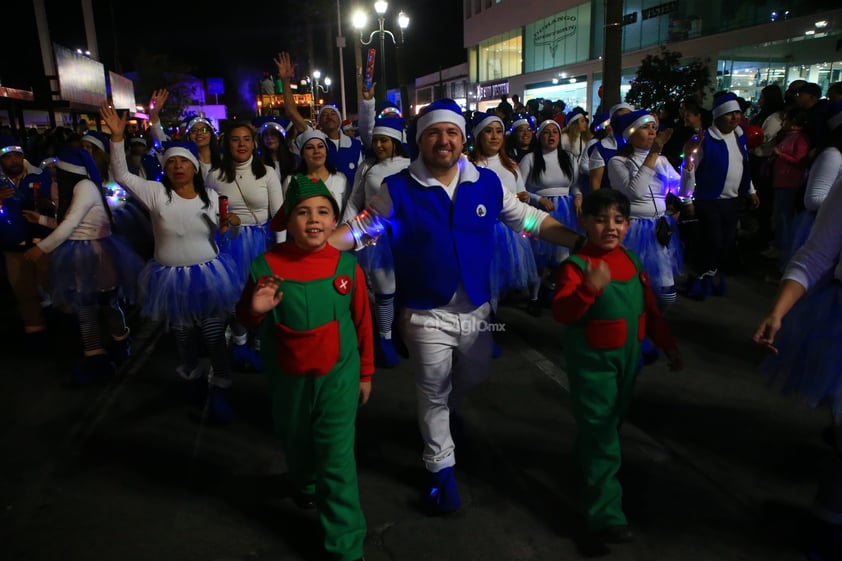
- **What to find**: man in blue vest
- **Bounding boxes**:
[681,92,760,300]
[328,98,585,515]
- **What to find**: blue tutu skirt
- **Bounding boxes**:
[761,278,842,421]
[138,253,241,328]
[112,197,155,261]
[218,223,271,288]
[491,221,539,299]
[783,210,816,266]
[624,215,683,289]
[50,236,145,310]
[530,194,580,268]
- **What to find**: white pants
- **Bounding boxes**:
[400,302,493,472]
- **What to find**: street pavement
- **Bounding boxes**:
[0,258,828,561]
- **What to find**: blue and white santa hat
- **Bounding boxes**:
[0,134,24,156]
[593,112,611,131]
[414,98,466,143]
[471,111,504,138]
[317,105,341,123]
[611,109,656,140]
[827,99,842,132]
[377,101,403,119]
[254,116,292,137]
[712,93,742,119]
[510,113,536,132]
[537,119,562,136]
[183,115,216,134]
[81,130,110,154]
[162,140,200,171]
[372,116,406,143]
[56,146,102,186]
[608,102,634,118]
[295,128,330,151]
[565,107,588,127]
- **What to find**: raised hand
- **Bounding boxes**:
[274,51,296,81]
[100,102,128,141]
[251,275,284,314]
[148,89,169,122]
[583,258,611,293]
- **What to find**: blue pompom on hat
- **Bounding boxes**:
[712,92,742,119]
[610,109,656,140]
[0,134,24,156]
[161,140,200,171]
[56,146,103,187]
[81,130,110,154]
[372,115,406,143]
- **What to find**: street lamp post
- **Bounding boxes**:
[352,2,410,105]
[309,70,331,119]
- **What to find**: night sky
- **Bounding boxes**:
[5,0,464,116]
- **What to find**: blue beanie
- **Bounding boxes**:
[510,113,536,133]
[0,134,24,156]
[611,109,656,140]
[414,98,466,143]
[82,130,110,154]
[372,116,406,143]
[712,93,741,119]
[56,146,102,186]
[471,112,504,138]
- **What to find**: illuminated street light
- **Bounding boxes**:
[352,2,410,103]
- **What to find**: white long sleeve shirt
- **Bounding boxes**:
[36,179,110,253]
[607,148,684,219]
[110,139,221,267]
[785,177,842,289]
[519,149,579,204]
[803,147,842,212]
[342,155,411,222]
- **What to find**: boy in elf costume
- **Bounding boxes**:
[552,189,683,547]
[236,174,374,561]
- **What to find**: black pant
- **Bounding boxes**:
[693,197,742,275]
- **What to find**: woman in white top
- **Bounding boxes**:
[561,107,592,168]
[147,89,221,181]
[22,147,143,385]
[519,119,580,309]
[342,93,410,367]
[469,111,539,315]
[287,129,349,216]
[103,104,241,421]
[206,120,285,373]
[607,109,688,312]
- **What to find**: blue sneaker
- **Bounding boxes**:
[378,337,400,368]
[230,343,262,372]
[425,466,462,514]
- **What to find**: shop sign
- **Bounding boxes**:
[533,15,578,60]
[478,82,509,100]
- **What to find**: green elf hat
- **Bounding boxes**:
[270,174,340,232]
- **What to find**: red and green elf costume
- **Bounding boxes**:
[237,241,374,561]
[552,243,677,532]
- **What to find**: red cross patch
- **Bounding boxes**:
[334,275,352,295]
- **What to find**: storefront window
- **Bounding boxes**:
[478,30,522,82]
[524,75,589,113]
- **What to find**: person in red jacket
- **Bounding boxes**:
[552,188,683,548]
[236,174,374,561]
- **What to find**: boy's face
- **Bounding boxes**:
[287,196,337,251]
[578,205,629,251]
